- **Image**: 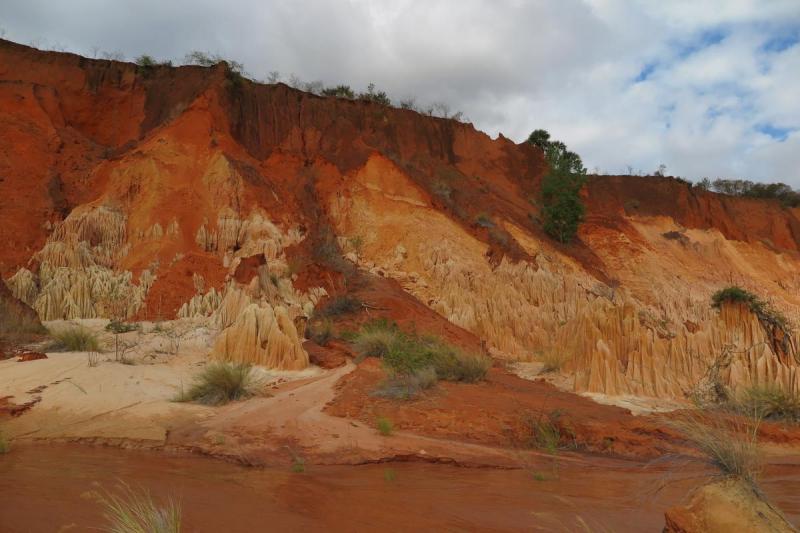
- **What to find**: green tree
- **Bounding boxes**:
[531,130,588,243]
[526,129,551,149]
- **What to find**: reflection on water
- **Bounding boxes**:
[0,445,798,532]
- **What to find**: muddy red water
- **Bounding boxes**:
[1,444,799,532]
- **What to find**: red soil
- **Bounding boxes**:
[325,359,684,460]
[134,252,228,320]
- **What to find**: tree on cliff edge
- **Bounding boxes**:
[528,130,588,243]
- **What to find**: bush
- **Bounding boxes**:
[0,295,47,340]
[359,83,391,106]
[322,85,355,99]
[376,416,394,436]
[670,410,761,485]
[737,385,800,424]
[375,366,438,399]
[313,226,353,276]
[134,54,156,68]
[711,286,791,338]
[427,341,491,383]
[106,322,138,334]
[711,286,760,310]
[50,326,100,352]
[174,363,256,406]
[314,295,362,318]
[709,179,800,207]
[353,327,399,362]
[97,482,181,533]
[308,318,335,346]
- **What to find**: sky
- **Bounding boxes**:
[2,0,799,185]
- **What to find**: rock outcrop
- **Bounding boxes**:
[663,480,796,533]
[1,38,799,392]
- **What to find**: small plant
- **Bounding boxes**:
[538,349,571,374]
[0,431,11,454]
[50,326,101,352]
[669,409,762,486]
[314,295,362,318]
[352,321,399,361]
[119,355,136,366]
[292,456,306,474]
[384,469,396,481]
[212,435,225,446]
[134,54,156,68]
[105,322,138,334]
[711,286,792,354]
[737,385,800,425]
[377,416,394,436]
[173,363,256,406]
[97,482,181,533]
[347,235,365,267]
[308,318,336,347]
[428,344,491,383]
[322,85,355,98]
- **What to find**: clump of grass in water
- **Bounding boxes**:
[96,482,181,533]
[173,363,256,406]
[376,416,394,436]
[0,431,11,454]
[49,326,101,352]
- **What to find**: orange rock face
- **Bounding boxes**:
[2,39,799,391]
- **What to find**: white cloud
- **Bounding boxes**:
[1,0,798,184]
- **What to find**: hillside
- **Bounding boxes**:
[2,38,799,400]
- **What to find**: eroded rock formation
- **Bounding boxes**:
[1,39,799,389]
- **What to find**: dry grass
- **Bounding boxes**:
[430,345,491,383]
[669,409,762,486]
[97,482,181,533]
[353,327,398,361]
[49,326,101,352]
[376,416,394,436]
[538,349,572,374]
[173,363,257,406]
[375,366,438,399]
[737,384,800,425]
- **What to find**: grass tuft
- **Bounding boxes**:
[377,416,394,436]
[737,385,800,425]
[314,295,362,318]
[0,431,11,454]
[669,409,762,485]
[50,326,101,352]
[538,349,572,374]
[173,363,256,406]
[97,482,181,533]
